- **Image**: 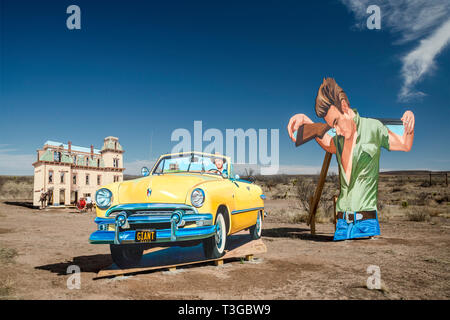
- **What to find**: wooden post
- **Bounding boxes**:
[307,152,333,235]
[309,196,315,234]
[333,195,338,230]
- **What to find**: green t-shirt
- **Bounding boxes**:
[333,110,390,212]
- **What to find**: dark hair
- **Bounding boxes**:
[315,78,349,118]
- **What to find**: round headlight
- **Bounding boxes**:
[191,188,205,208]
[96,188,112,209]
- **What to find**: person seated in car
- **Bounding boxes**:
[211,154,228,177]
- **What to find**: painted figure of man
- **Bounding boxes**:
[212,153,228,177]
[287,78,415,240]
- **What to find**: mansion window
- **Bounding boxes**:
[86,174,90,185]
[73,174,77,185]
[113,158,119,168]
[54,151,61,162]
[48,171,53,184]
[60,172,65,184]
[97,175,101,185]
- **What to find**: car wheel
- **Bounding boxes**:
[109,244,144,269]
[249,211,262,240]
[203,212,227,259]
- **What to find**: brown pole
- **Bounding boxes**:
[333,195,338,230]
[309,196,315,234]
[307,151,333,235]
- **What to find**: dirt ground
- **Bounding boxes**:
[1,200,449,300]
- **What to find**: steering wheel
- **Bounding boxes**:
[207,168,221,175]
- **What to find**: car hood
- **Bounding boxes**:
[117,173,220,204]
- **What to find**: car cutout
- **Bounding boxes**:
[89,151,265,268]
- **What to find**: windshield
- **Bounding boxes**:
[152,154,229,177]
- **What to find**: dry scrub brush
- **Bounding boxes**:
[294,175,338,223]
[0,176,33,200]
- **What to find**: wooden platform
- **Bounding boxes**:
[96,234,266,279]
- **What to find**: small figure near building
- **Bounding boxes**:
[39,190,48,209]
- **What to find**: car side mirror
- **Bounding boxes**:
[234,174,240,180]
[141,167,150,177]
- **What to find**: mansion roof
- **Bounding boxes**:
[44,140,101,155]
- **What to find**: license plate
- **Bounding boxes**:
[135,230,156,243]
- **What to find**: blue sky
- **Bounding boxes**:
[1,0,449,175]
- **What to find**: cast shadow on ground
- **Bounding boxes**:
[36,234,258,277]
[262,227,333,242]
[3,201,34,209]
[35,254,112,275]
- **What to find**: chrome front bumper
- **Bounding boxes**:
[89,208,215,245]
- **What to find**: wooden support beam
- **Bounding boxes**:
[308,195,315,234]
[245,254,254,261]
[333,195,338,230]
[96,239,267,278]
[307,152,333,235]
[214,260,224,266]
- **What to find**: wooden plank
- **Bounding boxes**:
[96,236,266,279]
[214,260,224,266]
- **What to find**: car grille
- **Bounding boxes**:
[110,205,199,230]
[126,221,196,231]
[132,209,196,215]
[128,223,171,230]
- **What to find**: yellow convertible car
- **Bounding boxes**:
[89,151,265,268]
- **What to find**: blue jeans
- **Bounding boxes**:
[333,211,380,241]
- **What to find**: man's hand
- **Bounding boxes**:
[287,113,314,142]
[389,110,415,152]
[401,110,415,134]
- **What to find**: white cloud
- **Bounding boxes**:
[340,0,450,101]
[0,148,18,153]
[399,20,450,100]
[0,147,35,175]
[124,159,157,175]
[233,163,338,175]
[123,159,339,176]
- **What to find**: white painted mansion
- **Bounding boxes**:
[32,137,124,207]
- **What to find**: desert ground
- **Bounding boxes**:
[0,173,449,300]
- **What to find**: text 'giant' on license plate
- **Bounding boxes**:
[135,230,156,242]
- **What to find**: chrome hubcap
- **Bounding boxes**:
[256,213,261,235]
[215,220,222,248]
